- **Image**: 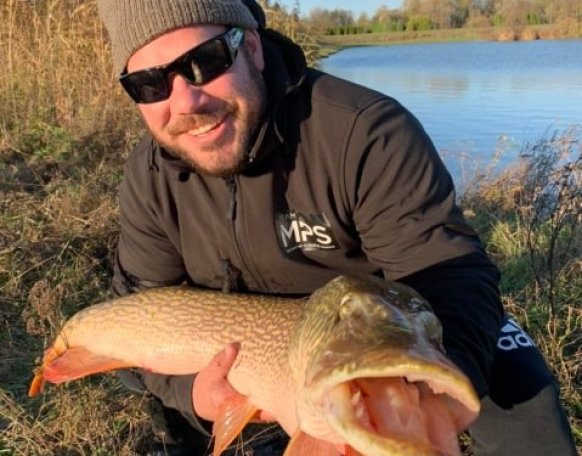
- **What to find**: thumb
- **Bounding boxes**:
[208,342,240,376]
[192,342,242,421]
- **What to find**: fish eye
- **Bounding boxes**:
[408,297,432,313]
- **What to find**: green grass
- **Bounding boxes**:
[0,1,580,454]
[318,22,582,47]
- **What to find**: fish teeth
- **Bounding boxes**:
[351,390,367,421]
[350,389,362,406]
[325,382,353,419]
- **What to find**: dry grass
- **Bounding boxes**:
[0,1,580,455]
[0,0,137,146]
[0,1,146,453]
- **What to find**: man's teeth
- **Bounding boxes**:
[187,118,223,136]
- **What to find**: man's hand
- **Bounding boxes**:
[192,342,241,422]
[192,342,275,423]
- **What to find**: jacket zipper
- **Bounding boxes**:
[226,176,237,221]
[224,176,264,290]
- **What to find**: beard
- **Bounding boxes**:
[151,50,268,178]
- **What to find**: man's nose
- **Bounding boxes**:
[169,73,208,113]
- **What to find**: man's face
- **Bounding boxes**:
[126,25,267,177]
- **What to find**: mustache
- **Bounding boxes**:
[167,107,234,135]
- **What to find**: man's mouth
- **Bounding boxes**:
[177,110,230,137]
[185,115,226,137]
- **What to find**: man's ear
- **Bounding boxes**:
[243,29,264,72]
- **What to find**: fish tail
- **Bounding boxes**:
[28,370,45,397]
[28,346,61,397]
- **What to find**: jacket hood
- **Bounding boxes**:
[246,28,306,165]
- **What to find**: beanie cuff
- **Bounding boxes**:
[98,0,259,72]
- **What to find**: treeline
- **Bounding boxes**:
[301,0,582,35]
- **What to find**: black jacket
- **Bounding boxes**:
[112,29,503,429]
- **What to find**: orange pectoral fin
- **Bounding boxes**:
[212,395,258,456]
[344,446,365,456]
[283,430,343,456]
[42,347,134,384]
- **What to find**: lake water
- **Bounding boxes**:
[320,39,582,184]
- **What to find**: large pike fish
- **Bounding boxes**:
[29,275,480,456]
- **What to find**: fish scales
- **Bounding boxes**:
[51,287,305,433]
[66,288,301,372]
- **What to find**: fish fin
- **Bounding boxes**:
[344,446,365,456]
[283,430,342,456]
[212,395,257,456]
[43,347,134,383]
[28,371,45,397]
[29,346,62,397]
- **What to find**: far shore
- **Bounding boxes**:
[315,23,582,59]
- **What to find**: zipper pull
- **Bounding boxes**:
[226,177,237,220]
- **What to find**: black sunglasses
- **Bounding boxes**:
[119,27,244,104]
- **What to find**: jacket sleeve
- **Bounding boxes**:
[112,137,211,435]
[344,99,503,397]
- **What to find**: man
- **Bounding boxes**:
[96,0,577,455]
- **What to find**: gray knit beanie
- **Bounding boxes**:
[97,0,260,72]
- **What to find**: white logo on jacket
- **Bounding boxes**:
[497,318,536,351]
[276,211,339,254]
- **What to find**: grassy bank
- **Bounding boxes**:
[1,1,144,451]
[1,1,580,454]
[460,130,581,450]
[319,22,582,47]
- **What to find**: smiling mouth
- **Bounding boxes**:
[184,112,228,137]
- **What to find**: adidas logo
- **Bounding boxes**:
[497,318,536,351]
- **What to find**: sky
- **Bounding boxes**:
[281,0,403,18]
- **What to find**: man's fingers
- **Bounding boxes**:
[192,342,242,421]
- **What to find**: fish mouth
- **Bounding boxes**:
[310,355,480,456]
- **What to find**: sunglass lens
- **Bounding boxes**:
[122,70,169,103]
[186,40,230,85]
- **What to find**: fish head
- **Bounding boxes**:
[291,275,480,456]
